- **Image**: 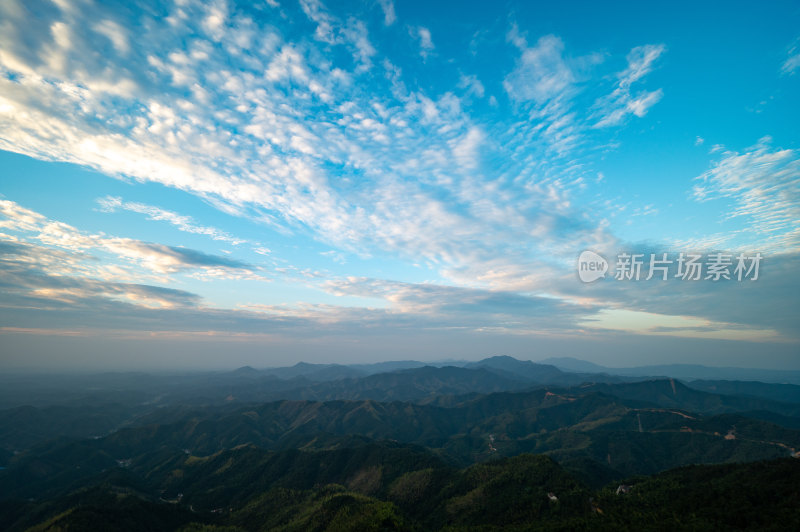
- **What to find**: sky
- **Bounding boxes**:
[0,0,798,371]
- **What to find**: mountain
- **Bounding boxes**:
[541,358,800,384]
[3,366,800,530]
[470,355,628,387]
[7,356,800,530]
[0,446,590,531]
[4,447,800,531]
[467,355,567,381]
[621,364,800,383]
[686,379,800,404]
[347,360,429,375]
[0,403,140,452]
[5,378,800,503]
[7,358,800,457]
[262,362,366,382]
[231,366,259,376]
[538,357,611,374]
[290,365,536,402]
[592,458,800,530]
[576,379,800,418]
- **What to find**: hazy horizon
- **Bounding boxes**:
[3,344,800,374]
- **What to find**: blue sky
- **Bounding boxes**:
[0,0,798,370]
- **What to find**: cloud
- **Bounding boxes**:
[93,19,129,55]
[96,196,248,246]
[0,239,202,309]
[104,240,252,273]
[691,137,800,253]
[377,0,396,25]
[0,2,796,369]
[561,249,800,342]
[0,199,256,276]
[0,2,693,310]
[458,74,485,98]
[0,232,598,340]
[593,44,665,127]
[782,38,800,75]
[581,308,781,342]
[415,26,434,58]
[0,2,637,292]
[504,34,574,104]
[500,29,607,155]
[320,249,347,264]
[618,44,665,88]
[299,0,376,70]
[322,276,598,331]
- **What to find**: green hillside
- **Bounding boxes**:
[3,367,800,530]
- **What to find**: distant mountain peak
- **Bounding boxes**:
[465,356,568,384]
[292,362,318,368]
[480,355,521,362]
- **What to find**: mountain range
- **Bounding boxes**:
[2,355,800,530]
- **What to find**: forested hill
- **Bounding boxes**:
[3,358,800,530]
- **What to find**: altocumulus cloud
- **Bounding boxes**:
[0,0,668,287]
[0,0,798,366]
[0,199,259,277]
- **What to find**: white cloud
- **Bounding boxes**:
[201,0,228,42]
[299,0,375,70]
[320,249,347,264]
[342,18,376,71]
[416,26,434,58]
[500,29,608,155]
[96,196,248,246]
[625,89,662,117]
[618,44,665,88]
[782,38,800,74]
[300,0,337,43]
[458,74,485,98]
[322,276,593,328]
[0,3,653,297]
[377,0,396,25]
[0,199,259,277]
[692,137,800,253]
[0,203,602,340]
[0,245,203,310]
[593,44,665,127]
[93,19,129,54]
[503,34,574,104]
[450,126,484,170]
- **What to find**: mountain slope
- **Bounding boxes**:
[6,453,800,531]
[5,380,800,500]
